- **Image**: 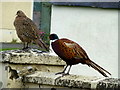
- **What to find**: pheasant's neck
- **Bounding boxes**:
[52,39,58,42]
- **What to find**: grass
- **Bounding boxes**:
[0,48,48,52]
[0,48,19,51]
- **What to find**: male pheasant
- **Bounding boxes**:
[49,34,111,77]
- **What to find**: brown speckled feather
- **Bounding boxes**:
[14,16,37,40]
[14,10,49,51]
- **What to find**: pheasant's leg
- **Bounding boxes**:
[64,65,72,75]
[26,42,30,49]
[55,65,68,75]
[23,42,31,50]
[22,42,26,50]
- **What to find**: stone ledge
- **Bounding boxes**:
[24,71,120,89]
[96,78,120,90]
[0,49,65,65]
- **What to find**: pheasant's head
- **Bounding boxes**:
[49,34,59,40]
[16,10,26,17]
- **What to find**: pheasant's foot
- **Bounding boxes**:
[55,72,65,75]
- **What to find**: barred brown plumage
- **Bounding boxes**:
[14,10,49,51]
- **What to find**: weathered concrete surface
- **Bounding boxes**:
[0,49,119,89]
[24,71,120,89]
[96,78,120,90]
[55,74,100,89]
[25,71,60,85]
[0,49,65,88]
[0,49,65,65]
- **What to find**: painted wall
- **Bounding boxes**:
[0,1,33,42]
[51,6,118,78]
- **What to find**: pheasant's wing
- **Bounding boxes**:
[62,39,89,60]
[22,17,39,39]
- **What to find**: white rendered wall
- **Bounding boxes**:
[0,1,33,42]
[0,29,21,42]
[51,6,118,78]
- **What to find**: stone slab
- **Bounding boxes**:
[0,49,66,65]
[25,71,119,89]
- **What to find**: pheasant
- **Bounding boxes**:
[49,34,111,77]
[14,10,49,51]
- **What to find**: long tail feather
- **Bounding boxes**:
[35,39,49,51]
[87,60,111,77]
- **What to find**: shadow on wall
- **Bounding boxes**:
[0,81,3,89]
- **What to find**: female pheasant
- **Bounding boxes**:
[14,10,49,51]
[49,34,111,77]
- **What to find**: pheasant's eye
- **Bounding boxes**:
[17,11,20,14]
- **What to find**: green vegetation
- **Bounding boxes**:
[11,39,18,43]
[42,33,50,45]
[0,48,19,51]
[0,48,49,52]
